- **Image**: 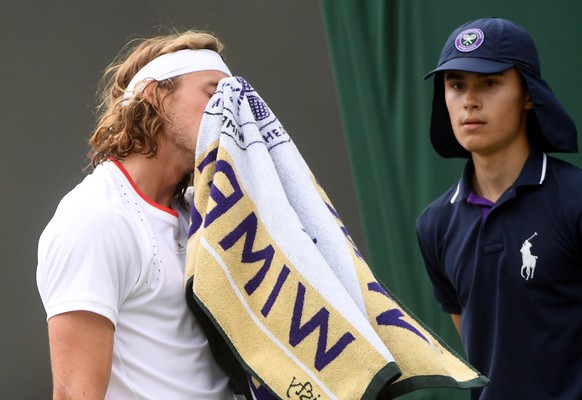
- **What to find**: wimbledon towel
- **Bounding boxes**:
[185,76,488,399]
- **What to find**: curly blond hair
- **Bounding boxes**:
[89,29,224,167]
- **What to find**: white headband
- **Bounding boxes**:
[122,49,232,105]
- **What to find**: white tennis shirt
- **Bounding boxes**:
[37,160,236,399]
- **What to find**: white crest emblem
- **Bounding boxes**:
[454,28,485,52]
[520,232,538,280]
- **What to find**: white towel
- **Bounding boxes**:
[185,76,488,399]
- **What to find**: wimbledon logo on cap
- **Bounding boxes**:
[455,28,484,52]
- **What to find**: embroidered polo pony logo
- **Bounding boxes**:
[520,232,538,280]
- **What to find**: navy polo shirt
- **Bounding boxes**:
[416,149,582,399]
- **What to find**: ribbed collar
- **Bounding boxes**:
[449,148,547,204]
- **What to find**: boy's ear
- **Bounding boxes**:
[524,92,534,110]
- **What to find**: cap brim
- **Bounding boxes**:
[423,58,513,79]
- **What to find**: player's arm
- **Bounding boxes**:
[48,310,114,400]
[451,313,461,335]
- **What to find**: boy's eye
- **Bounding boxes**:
[447,81,464,90]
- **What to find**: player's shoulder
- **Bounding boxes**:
[43,164,133,239]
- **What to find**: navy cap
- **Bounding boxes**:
[425,17,577,158]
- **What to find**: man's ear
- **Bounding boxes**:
[142,81,160,108]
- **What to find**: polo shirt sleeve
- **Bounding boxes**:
[416,214,462,315]
[37,206,141,326]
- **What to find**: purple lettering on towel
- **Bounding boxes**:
[223,116,245,143]
[262,126,285,143]
[204,159,244,228]
[287,376,321,400]
[190,147,221,237]
[261,265,291,317]
[219,212,275,296]
[290,282,355,371]
[368,282,429,343]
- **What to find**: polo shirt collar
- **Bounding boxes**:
[515,147,548,187]
[449,148,548,204]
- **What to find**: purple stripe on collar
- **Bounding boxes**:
[467,191,494,221]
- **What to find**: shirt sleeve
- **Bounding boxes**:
[416,213,462,315]
[37,206,142,326]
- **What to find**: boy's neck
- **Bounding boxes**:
[470,141,530,203]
